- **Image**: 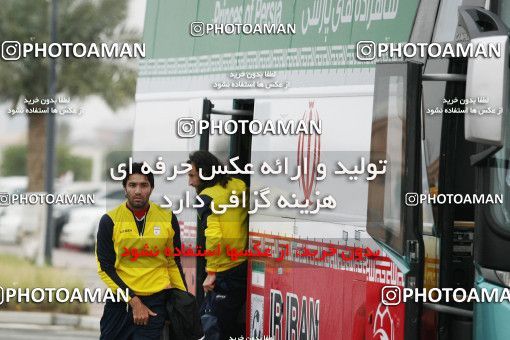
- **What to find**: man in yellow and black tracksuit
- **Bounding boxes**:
[188,151,248,339]
[96,162,187,340]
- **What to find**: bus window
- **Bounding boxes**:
[489,117,510,230]
[207,123,230,163]
[422,58,449,235]
[421,143,435,236]
[497,1,510,28]
[431,0,464,43]
[489,1,510,229]
[382,75,405,236]
[368,68,406,253]
[367,62,422,255]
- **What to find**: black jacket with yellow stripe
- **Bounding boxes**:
[197,177,248,273]
[95,201,187,298]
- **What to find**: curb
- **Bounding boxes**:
[0,311,100,330]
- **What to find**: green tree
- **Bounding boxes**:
[57,146,93,181]
[2,144,92,181]
[0,0,139,191]
[1,145,27,176]
[104,150,132,180]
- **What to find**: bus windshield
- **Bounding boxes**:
[491,0,510,229]
[490,134,510,229]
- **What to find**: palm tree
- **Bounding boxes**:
[0,0,139,191]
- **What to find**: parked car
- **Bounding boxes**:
[52,182,103,247]
[0,177,27,244]
[0,204,24,244]
[59,206,105,250]
[59,188,125,250]
[0,176,27,194]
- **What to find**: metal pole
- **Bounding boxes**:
[44,0,58,265]
[422,73,466,82]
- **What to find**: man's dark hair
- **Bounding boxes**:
[122,162,155,188]
[188,151,231,193]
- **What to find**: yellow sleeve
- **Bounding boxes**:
[95,213,135,300]
[95,247,133,301]
[97,267,130,299]
[204,211,222,272]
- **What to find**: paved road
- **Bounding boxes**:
[0,324,99,340]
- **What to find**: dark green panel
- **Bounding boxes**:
[193,0,244,56]
[140,0,421,74]
[291,0,352,47]
[142,0,160,58]
[153,0,199,58]
[238,0,296,52]
[349,0,419,43]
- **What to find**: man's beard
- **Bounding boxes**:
[128,197,148,209]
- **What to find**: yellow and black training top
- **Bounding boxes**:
[95,201,187,298]
[198,177,249,273]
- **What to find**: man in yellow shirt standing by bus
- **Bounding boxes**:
[96,162,187,340]
[188,150,249,339]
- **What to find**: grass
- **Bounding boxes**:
[0,254,89,314]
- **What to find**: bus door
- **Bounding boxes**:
[196,98,254,304]
[456,5,510,340]
[426,55,474,340]
[411,54,474,340]
[367,61,424,340]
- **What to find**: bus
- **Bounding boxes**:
[132,1,510,339]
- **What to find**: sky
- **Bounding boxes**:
[0,0,147,146]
